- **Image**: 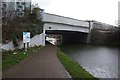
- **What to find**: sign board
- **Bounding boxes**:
[23,32,30,43]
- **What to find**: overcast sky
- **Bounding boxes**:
[32,0,119,26]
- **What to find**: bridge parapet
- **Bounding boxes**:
[43,13,89,28]
[89,20,116,31]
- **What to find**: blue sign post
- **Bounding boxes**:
[23,32,30,51]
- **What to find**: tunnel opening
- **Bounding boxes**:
[45,30,89,45]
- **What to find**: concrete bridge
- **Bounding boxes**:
[42,12,115,44]
[43,13,91,33]
[42,13,92,44]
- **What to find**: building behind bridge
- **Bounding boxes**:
[2,0,31,18]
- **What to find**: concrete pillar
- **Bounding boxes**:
[89,21,93,31]
[86,21,93,44]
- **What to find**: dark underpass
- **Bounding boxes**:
[46,30,89,45]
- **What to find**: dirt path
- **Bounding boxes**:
[3,44,69,78]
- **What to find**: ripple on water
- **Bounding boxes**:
[82,66,118,78]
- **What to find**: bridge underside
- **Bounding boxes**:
[45,30,89,44]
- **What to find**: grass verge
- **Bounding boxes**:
[2,45,42,71]
[57,47,98,80]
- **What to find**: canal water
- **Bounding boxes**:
[60,44,119,78]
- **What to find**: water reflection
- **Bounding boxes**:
[61,45,118,78]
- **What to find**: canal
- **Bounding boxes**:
[60,44,119,78]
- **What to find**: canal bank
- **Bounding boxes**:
[90,29,120,46]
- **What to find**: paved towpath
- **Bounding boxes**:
[3,44,69,78]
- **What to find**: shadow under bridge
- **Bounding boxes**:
[45,30,89,45]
